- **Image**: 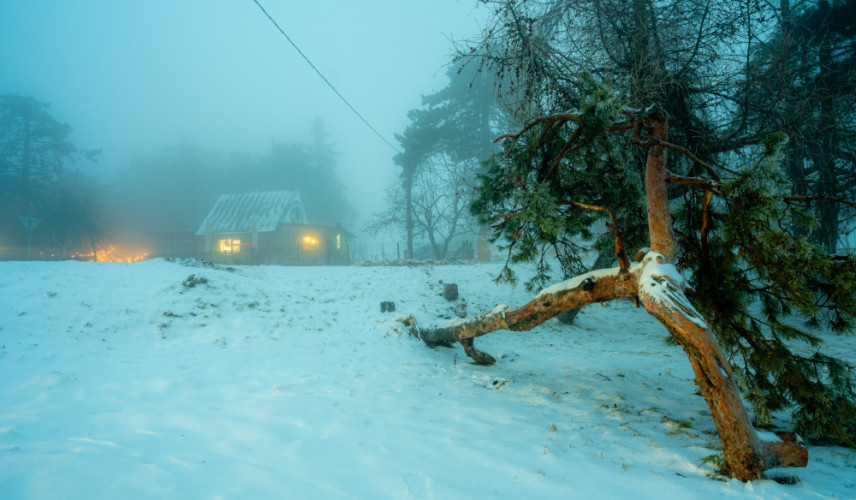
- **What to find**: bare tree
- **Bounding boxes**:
[372,153,478,259]
[382,64,506,258]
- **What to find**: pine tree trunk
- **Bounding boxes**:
[637,254,807,480]
[778,0,810,220]
[815,0,840,252]
[638,109,806,480]
[641,107,675,261]
[404,167,414,259]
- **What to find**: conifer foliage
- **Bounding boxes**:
[677,133,856,446]
[473,74,856,447]
[471,73,648,290]
[414,73,856,480]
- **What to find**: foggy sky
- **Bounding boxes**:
[0,1,486,229]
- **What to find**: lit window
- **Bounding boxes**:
[219,238,241,253]
[302,235,318,249]
[336,234,341,250]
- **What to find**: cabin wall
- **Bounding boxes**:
[279,224,351,266]
[186,224,351,266]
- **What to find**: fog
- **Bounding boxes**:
[0,1,486,254]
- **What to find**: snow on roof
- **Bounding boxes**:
[195,191,308,236]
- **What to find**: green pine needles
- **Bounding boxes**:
[471,73,647,291]
[473,75,856,446]
[677,133,856,446]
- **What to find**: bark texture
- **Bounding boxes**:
[640,106,676,262]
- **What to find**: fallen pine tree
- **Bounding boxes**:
[406,83,856,481]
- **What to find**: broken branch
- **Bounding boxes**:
[413,265,641,363]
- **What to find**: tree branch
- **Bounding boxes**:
[560,202,631,271]
[495,112,583,152]
[411,265,641,364]
[493,201,631,272]
[546,125,584,177]
[495,107,640,155]
[700,188,714,272]
[666,171,722,193]
[637,137,721,181]
[782,195,856,210]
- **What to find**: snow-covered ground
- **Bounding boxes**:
[1,259,854,499]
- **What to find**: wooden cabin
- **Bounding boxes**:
[193,191,352,265]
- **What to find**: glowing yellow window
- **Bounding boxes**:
[219,238,241,253]
[336,234,341,250]
[302,235,318,249]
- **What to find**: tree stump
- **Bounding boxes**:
[442,283,458,301]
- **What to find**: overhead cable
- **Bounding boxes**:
[251,0,401,154]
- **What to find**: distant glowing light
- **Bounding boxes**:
[71,244,149,262]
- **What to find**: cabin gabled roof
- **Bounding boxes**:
[195,191,307,236]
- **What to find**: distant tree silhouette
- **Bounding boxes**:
[0,94,103,258]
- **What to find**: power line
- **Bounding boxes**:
[251,0,401,154]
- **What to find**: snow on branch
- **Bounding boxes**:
[412,264,641,364]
